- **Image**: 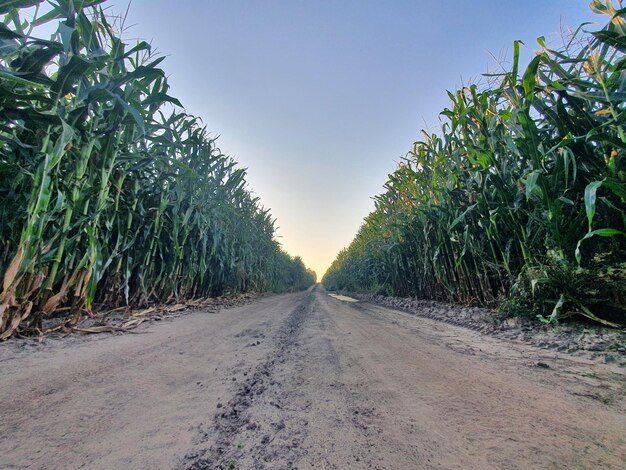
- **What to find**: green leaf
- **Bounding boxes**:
[603,179,626,200]
[575,227,624,265]
[31,4,65,26]
[522,55,542,97]
[548,294,566,324]
[524,170,541,200]
[449,204,477,231]
[51,55,94,95]
[121,40,151,59]
[31,0,107,25]
[108,91,145,136]
[50,119,75,168]
[57,21,76,53]
[584,180,604,230]
[0,22,23,39]
[586,228,625,237]
[10,44,61,73]
[0,69,46,87]
[576,304,623,328]
[593,30,626,53]
[512,40,523,83]
[142,92,183,108]
[0,0,42,15]
[111,65,165,90]
[536,36,546,49]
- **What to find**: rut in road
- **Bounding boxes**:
[182,291,314,469]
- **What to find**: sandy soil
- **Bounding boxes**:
[352,293,626,365]
[0,286,624,469]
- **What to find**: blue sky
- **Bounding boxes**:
[120,0,596,277]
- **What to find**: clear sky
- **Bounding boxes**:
[118,0,596,279]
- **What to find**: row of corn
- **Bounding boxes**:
[323,1,625,327]
[0,0,315,339]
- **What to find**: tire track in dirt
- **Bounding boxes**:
[181,292,314,469]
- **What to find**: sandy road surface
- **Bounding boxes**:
[1,286,624,469]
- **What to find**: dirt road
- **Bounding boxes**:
[1,286,624,469]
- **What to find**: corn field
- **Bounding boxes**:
[0,0,315,339]
[324,1,626,327]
